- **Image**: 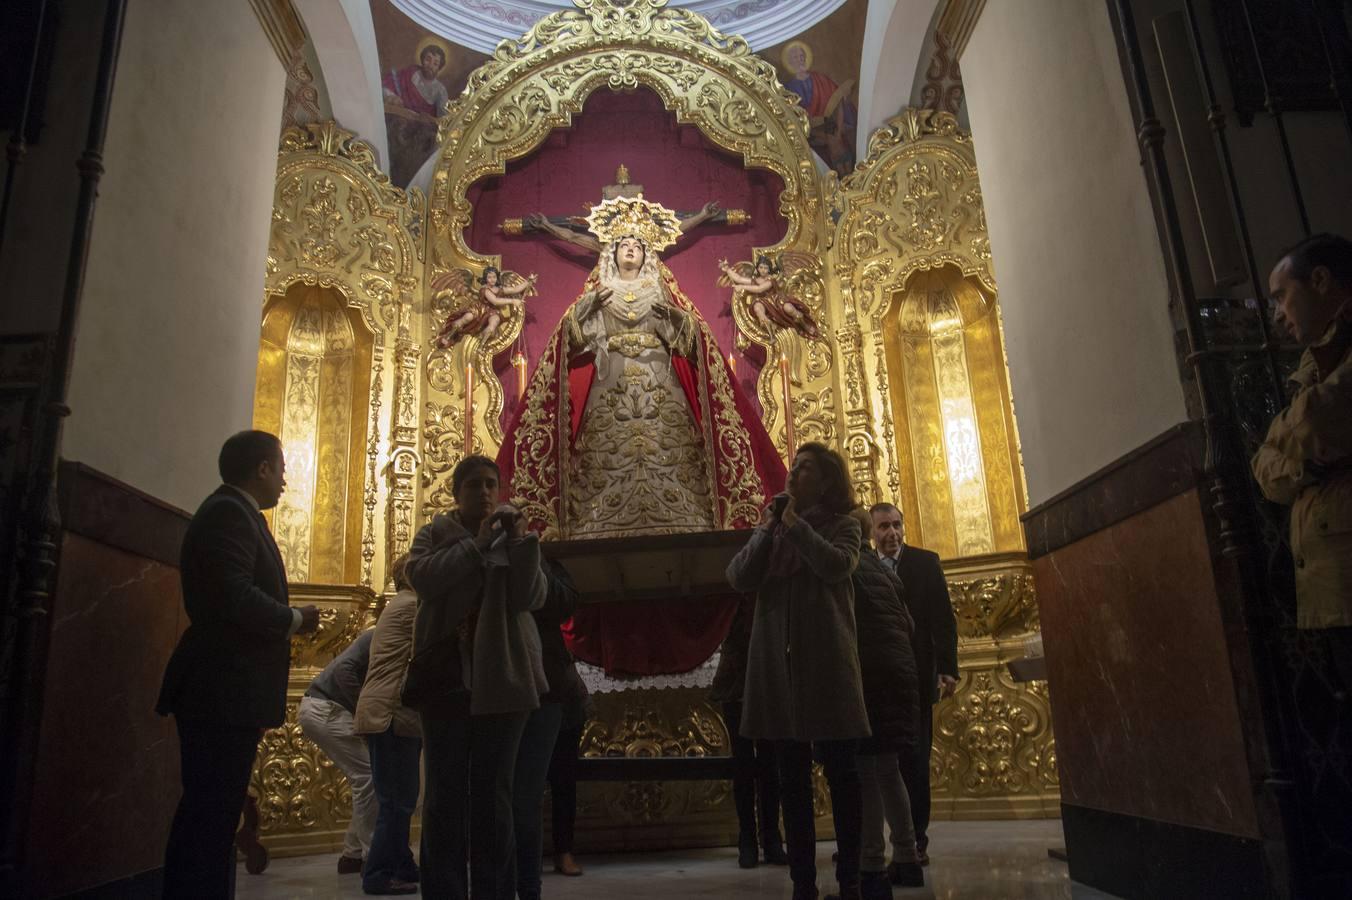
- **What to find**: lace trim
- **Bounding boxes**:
[576,652,721,695]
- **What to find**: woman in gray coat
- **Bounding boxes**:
[403,455,548,900]
[727,442,868,900]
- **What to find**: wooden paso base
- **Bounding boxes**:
[536,530,780,849]
[542,529,749,785]
[541,528,753,606]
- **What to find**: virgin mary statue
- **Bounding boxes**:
[497,195,785,539]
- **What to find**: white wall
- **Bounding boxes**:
[295,0,389,166]
[961,0,1188,507]
[63,0,286,511]
[857,0,938,163]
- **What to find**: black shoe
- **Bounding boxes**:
[363,880,417,896]
[762,833,789,865]
[887,861,924,887]
[792,885,819,900]
[337,855,363,875]
[738,836,759,869]
[861,870,894,900]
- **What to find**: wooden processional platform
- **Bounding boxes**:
[542,529,752,784]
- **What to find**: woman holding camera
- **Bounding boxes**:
[728,442,869,900]
[403,454,548,899]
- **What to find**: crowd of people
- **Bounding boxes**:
[154,434,957,900]
[152,233,1349,899]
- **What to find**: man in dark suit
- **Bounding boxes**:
[157,430,318,897]
[869,502,957,869]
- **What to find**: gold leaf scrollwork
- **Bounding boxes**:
[421,401,481,516]
[934,669,1050,797]
[948,573,1038,640]
[253,704,348,833]
[793,387,836,445]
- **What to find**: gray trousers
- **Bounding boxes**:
[298,695,377,859]
[857,751,918,871]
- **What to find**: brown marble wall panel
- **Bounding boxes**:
[1023,422,1205,558]
[22,533,187,897]
[1034,488,1261,839]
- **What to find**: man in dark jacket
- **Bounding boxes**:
[157,430,318,897]
[849,509,923,893]
[869,502,957,866]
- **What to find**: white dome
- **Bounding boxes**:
[390,0,846,55]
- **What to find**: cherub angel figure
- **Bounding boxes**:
[718,252,822,341]
[432,265,537,349]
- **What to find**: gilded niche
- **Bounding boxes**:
[421,0,833,496]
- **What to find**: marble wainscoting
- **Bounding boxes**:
[19,463,191,898]
[1024,424,1271,899]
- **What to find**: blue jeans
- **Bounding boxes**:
[363,726,421,890]
[514,703,564,900]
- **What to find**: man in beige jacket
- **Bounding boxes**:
[1251,233,1352,694]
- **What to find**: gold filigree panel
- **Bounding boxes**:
[834,108,1002,513]
[256,284,372,584]
[932,668,1059,802]
[264,121,426,590]
[930,564,1058,819]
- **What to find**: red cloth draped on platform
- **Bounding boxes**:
[496,263,786,676]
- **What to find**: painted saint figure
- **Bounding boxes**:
[382,40,450,119]
[498,188,784,540]
[781,40,857,175]
[719,252,822,341]
[432,266,537,350]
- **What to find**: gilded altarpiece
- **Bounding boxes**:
[418,0,839,508]
[834,108,1057,819]
[249,121,427,854]
[246,7,1055,857]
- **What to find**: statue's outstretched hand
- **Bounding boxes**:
[703,201,722,218]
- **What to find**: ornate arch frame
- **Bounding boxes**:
[834,108,1054,818]
[421,0,834,508]
[832,107,996,506]
[266,121,427,586]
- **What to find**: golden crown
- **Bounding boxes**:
[584,195,683,253]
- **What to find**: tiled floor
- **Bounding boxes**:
[234,819,1121,899]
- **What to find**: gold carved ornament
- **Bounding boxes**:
[420,0,829,496]
[831,107,1007,526]
[266,121,426,588]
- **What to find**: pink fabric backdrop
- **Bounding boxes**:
[463,88,787,428]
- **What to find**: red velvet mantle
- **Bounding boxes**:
[470,88,791,676]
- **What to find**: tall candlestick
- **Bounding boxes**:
[464,362,474,455]
[513,349,528,402]
[779,353,795,458]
